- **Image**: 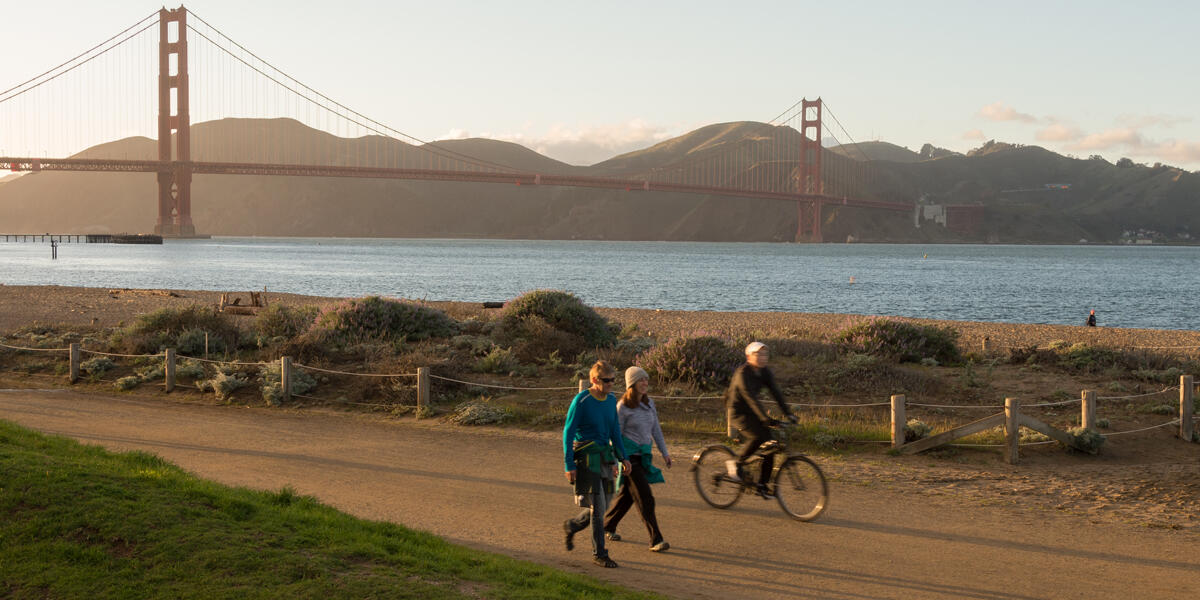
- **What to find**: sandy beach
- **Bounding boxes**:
[3,284,1200,355]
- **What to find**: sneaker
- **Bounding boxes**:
[563,520,576,551]
[725,460,742,481]
[605,531,621,542]
[649,540,670,553]
[756,484,773,499]
[593,556,619,568]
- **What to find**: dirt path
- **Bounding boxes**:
[2,390,1197,600]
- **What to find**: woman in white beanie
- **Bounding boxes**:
[602,365,672,552]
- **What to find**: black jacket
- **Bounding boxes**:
[725,363,792,427]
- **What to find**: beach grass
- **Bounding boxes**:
[0,419,661,600]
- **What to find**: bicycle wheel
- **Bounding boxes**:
[773,455,828,521]
[692,445,743,509]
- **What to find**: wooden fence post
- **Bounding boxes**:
[578,379,587,393]
[891,394,906,449]
[981,337,991,355]
[1181,375,1194,442]
[1080,390,1095,430]
[281,356,292,403]
[1004,397,1020,465]
[417,367,429,419]
[69,343,80,384]
[164,348,175,393]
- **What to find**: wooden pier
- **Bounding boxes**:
[1,233,163,244]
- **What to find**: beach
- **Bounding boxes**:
[4,284,1199,356]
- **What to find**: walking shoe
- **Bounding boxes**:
[563,520,576,551]
[593,556,619,568]
[649,540,670,553]
[605,531,621,541]
[725,460,742,481]
[756,484,773,499]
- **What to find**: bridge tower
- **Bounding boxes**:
[796,98,823,242]
[155,6,194,237]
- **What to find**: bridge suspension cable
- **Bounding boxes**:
[185,9,521,173]
[0,10,158,102]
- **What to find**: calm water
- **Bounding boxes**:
[2,238,1198,330]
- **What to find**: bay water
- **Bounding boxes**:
[2,238,1197,331]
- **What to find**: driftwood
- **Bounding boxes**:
[219,292,268,315]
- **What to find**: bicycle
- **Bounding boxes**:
[690,423,828,521]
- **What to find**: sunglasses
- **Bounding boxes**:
[599,377,616,383]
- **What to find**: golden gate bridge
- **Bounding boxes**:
[0,6,913,241]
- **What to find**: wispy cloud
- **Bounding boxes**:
[961,128,986,140]
[977,102,1037,123]
[437,120,678,165]
[1035,123,1084,142]
[1067,128,1144,152]
[1115,114,1191,129]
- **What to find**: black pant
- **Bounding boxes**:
[736,419,773,486]
[602,457,664,545]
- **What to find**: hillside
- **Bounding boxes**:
[0,118,1196,243]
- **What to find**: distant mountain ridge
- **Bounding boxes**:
[1,118,1196,243]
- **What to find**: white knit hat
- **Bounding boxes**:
[625,366,649,389]
[745,341,767,355]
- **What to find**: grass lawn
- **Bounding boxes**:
[0,419,660,600]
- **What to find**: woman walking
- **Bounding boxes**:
[562,360,631,568]
[603,366,672,552]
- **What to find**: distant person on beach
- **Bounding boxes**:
[603,366,671,553]
[1087,310,1097,327]
[724,342,797,497]
[562,360,631,568]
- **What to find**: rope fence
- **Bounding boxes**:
[296,363,417,378]
[4,341,1196,460]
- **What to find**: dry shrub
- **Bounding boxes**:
[636,336,742,388]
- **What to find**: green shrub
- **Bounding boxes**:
[834,318,961,364]
[499,290,616,349]
[114,376,141,391]
[119,306,240,355]
[255,304,320,340]
[259,363,317,406]
[1059,343,1120,372]
[448,399,510,425]
[203,369,249,401]
[312,297,457,345]
[1065,427,1106,454]
[80,356,115,375]
[175,328,225,356]
[905,419,931,442]
[175,360,206,381]
[475,346,519,375]
[636,336,742,388]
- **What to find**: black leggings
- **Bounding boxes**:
[602,457,664,545]
[736,420,774,485]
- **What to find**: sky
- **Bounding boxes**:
[2,0,1199,169]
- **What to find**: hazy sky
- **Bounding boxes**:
[3,0,1198,168]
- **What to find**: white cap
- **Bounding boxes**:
[745,341,767,355]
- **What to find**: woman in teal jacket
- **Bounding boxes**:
[562,360,631,568]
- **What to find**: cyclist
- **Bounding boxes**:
[724,341,797,497]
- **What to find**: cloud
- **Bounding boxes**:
[1066,128,1145,152]
[977,102,1037,123]
[437,128,472,140]
[1115,114,1191,129]
[961,129,986,140]
[441,119,678,165]
[1147,139,1200,165]
[1035,123,1083,142]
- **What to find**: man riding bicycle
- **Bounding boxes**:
[724,341,797,496]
